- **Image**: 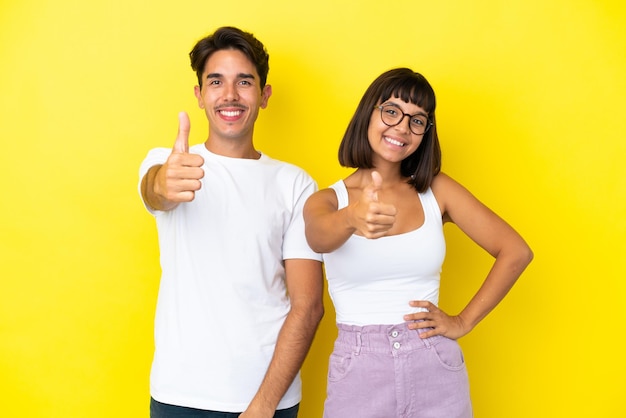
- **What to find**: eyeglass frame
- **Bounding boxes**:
[374,104,433,135]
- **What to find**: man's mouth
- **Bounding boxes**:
[218,109,244,117]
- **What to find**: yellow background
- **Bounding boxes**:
[1,0,625,417]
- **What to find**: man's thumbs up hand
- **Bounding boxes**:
[153,112,205,204]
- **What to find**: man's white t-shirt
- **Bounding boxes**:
[139,145,321,412]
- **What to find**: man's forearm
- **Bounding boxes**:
[244,303,323,416]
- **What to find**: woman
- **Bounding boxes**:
[304,68,533,417]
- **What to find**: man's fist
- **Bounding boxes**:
[152,112,205,204]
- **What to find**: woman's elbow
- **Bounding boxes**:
[513,242,534,274]
[305,227,333,254]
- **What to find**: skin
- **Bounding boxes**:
[141,49,324,418]
[304,97,533,341]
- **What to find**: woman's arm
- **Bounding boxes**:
[405,173,533,339]
[303,172,397,253]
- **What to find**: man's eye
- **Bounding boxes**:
[239,80,251,86]
[209,80,221,85]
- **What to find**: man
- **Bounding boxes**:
[139,26,324,418]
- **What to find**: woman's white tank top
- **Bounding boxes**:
[322,180,446,325]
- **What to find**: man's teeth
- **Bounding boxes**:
[384,137,405,146]
[220,110,242,117]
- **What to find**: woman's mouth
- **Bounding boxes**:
[384,136,405,147]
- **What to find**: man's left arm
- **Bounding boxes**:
[241,258,324,418]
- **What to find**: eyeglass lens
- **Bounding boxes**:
[380,105,429,135]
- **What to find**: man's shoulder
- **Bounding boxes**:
[261,154,313,178]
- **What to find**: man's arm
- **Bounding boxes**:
[241,258,324,418]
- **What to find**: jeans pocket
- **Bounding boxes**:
[431,337,466,371]
[327,350,354,382]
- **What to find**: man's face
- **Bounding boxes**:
[194,48,271,142]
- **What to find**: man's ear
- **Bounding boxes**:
[260,84,272,109]
[194,85,204,108]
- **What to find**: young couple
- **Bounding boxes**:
[139,26,533,418]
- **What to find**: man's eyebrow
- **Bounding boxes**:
[205,72,255,80]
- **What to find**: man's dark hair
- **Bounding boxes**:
[189,26,270,88]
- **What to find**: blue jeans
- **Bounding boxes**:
[150,398,299,418]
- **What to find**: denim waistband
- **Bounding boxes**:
[335,322,447,354]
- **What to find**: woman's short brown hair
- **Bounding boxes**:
[338,68,441,193]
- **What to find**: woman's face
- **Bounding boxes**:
[367,98,428,166]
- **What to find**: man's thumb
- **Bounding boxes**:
[173,111,190,153]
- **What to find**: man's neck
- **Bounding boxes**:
[204,137,261,159]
